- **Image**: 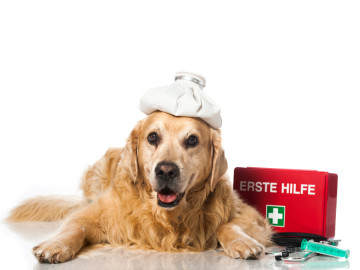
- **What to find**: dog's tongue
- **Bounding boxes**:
[158,192,177,203]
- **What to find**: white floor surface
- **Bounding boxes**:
[0,221,355,270]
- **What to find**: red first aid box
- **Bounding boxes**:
[233,167,338,238]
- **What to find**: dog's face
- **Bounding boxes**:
[129,111,227,210]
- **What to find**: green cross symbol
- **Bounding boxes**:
[266,205,285,227]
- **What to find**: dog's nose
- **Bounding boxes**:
[155,162,180,181]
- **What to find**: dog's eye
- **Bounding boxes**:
[147,132,159,145]
[186,135,199,148]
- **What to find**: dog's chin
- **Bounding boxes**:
[156,187,185,209]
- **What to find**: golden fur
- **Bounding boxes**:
[7,111,273,263]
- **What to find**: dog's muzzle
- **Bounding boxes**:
[154,162,184,208]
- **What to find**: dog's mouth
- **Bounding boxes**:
[157,187,185,208]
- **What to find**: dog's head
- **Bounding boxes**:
[123,111,227,209]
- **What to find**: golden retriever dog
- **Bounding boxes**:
[7,111,273,263]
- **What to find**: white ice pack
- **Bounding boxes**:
[139,72,222,129]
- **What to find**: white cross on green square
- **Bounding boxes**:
[266,205,285,227]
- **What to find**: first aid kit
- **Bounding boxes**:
[233,167,338,238]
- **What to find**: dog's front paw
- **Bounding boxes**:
[33,240,75,264]
[222,238,265,259]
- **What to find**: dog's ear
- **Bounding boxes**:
[210,129,228,192]
[123,119,144,183]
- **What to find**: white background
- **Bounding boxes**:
[0,0,359,268]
